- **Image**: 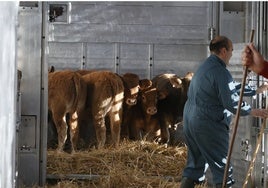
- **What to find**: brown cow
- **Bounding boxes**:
[152,72,193,145]
[76,70,140,146]
[48,70,87,153]
[77,70,140,106]
[125,79,161,142]
[82,71,124,149]
[119,73,140,139]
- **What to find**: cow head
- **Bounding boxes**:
[139,79,158,115]
[153,74,183,100]
[121,73,140,106]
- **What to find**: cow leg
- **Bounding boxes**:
[77,108,91,149]
[68,111,79,153]
[160,124,170,145]
[52,112,68,152]
[93,112,106,149]
[129,119,143,141]
[109,106,122,148]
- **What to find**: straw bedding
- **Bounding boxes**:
[46,140,207,187]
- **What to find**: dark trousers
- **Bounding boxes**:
[182,105,234,186]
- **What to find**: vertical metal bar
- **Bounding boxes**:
[82,42,87,69]
[263,92,268,188]
[149,44,154,79]
[40,2,48,186]
[115,43,120,73]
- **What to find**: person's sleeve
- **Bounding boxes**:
[259,60,268,79]
[234,81,256,97]
[217,71,251,116]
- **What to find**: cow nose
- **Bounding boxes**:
[147,107,157,115]
[126,98,137,106]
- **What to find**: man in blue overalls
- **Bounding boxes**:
[180,36,268,188]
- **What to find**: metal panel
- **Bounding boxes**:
[119,43,150,79]
[48,42,83,70]
[18,7,42,115]
[49,23,209,44]
[220,2,245,43]
[19,116,37,151]
[17,2,42,186]
[48,2,211,44]
[70,2,209,26]
[47,1,213,79]
[86,43,116,71]
[153,44,208,78]
[18,154,39,186]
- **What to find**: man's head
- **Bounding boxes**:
[209,36,233,65]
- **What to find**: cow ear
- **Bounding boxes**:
[184,72,194,80]
[139,79,152,90]
[170,77,182,88]
[49,66,55,73]
[158,91,168,100]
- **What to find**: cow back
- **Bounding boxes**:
[82,71,124,111]
[48,70,87,113]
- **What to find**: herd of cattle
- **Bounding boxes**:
[48,66,194,153]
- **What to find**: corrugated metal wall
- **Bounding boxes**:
[47,2,212,79]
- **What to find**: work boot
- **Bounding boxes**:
[180,177,195,188]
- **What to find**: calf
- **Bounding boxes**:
[152,72,193,145]
[76,70,140,146]
[125,79,161,142]
[48,70,87,153]
[119,73,140,139]
[82,71,124,149]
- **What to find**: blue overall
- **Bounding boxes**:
[182,55,251,186]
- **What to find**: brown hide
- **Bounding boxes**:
[82,71,124,149]
[152,72,193,145]
[48,70,87,152]
[76,70,140,145]
[77,70,140,106]
[76,69,96,76]
[126,79,161,142]
[119,73,140,139]
[120,73,140,106]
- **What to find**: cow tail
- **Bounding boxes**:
[72,73,82,110]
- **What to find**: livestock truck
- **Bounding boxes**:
[1,1,268,187]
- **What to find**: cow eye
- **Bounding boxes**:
[142,95,146,102]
